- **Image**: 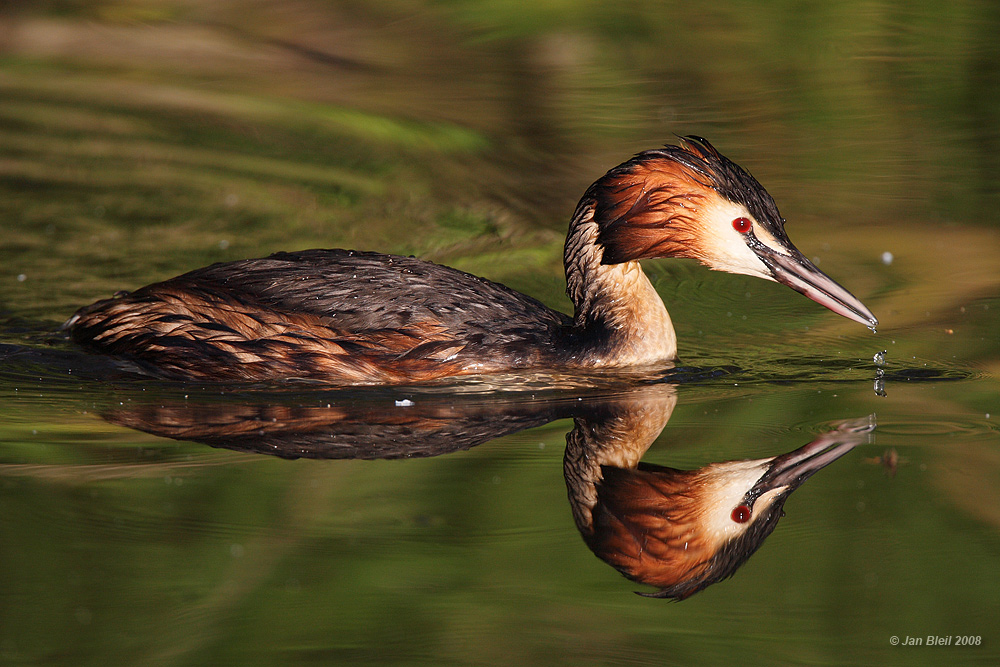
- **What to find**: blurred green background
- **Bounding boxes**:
[0,1,998,665]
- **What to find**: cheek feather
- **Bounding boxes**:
[694,199,773,280]
[696,460,770,543]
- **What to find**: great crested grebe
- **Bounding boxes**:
[563,394,874,600]
[66,137,877,384]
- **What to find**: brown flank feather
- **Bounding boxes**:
[71,285,471,383]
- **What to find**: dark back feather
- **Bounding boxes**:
[68,249,572,382]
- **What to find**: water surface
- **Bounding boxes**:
[1,2,998,665]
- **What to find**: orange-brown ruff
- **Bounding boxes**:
[66,137,877,384]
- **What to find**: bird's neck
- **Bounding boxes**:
[563,202,677,365]
[563,388,677,534]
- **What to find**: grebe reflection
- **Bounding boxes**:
[100,385,873,598]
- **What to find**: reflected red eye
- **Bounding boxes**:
[731,505,751,523]
[732,217,752,233]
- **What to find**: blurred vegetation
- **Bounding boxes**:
[0,1,998,665]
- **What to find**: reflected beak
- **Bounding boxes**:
[754,243,878,329]
[753,415,876,494]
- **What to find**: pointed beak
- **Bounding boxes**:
[753,415,876,494]
[754,243,878,329]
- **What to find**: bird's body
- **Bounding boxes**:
[66,137,877,384]
[67,250,572,383]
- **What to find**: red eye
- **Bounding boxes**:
[732,217,752,233]
[731,505,751,523]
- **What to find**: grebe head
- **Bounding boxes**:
[587,417,873,599]
[590,136,877,328]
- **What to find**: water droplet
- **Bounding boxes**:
[395,399,414,407]
[881,251,893,265]
[873,350,886,367]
